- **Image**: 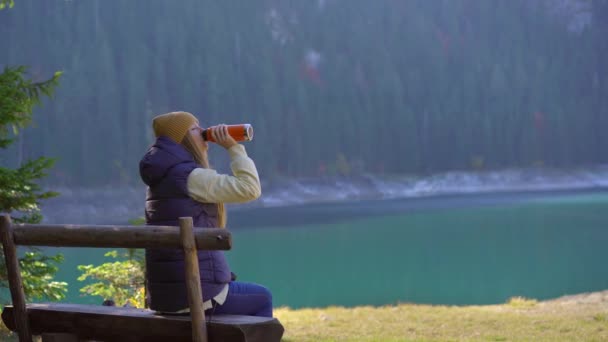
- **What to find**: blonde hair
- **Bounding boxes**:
[182,133,227,228]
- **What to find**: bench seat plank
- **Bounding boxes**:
[2,304,284,342]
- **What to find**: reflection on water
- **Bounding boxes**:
[228,191,608,308]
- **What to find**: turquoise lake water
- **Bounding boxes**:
[49,190,608,309]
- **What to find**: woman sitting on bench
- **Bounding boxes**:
[139,111,272,318]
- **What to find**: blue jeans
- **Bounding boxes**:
[208,281,273,317]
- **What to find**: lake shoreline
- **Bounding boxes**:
[39,180,608,226]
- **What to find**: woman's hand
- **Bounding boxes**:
[211,124,238,150]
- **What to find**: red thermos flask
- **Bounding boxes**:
[202,124,254,142]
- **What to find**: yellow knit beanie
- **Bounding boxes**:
[152,111,199,143]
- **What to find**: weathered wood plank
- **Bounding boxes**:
[40,333,78,342]
[12,224,231,249]
[179,217,206,342]
[0,215,33,342]
[2,304,285,342]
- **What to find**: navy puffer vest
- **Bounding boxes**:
[139,136,231,312]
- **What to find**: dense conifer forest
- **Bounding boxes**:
[1,0,607,186]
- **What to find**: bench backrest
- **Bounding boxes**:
[0,214,231,342]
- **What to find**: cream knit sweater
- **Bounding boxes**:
[187,144,261,203]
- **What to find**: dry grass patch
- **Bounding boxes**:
[276,291,608,342]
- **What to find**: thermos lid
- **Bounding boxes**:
[243,124,254,141]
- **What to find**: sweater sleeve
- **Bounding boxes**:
[187,144,261,203]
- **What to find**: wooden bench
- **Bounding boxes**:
[0,214,284,342]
